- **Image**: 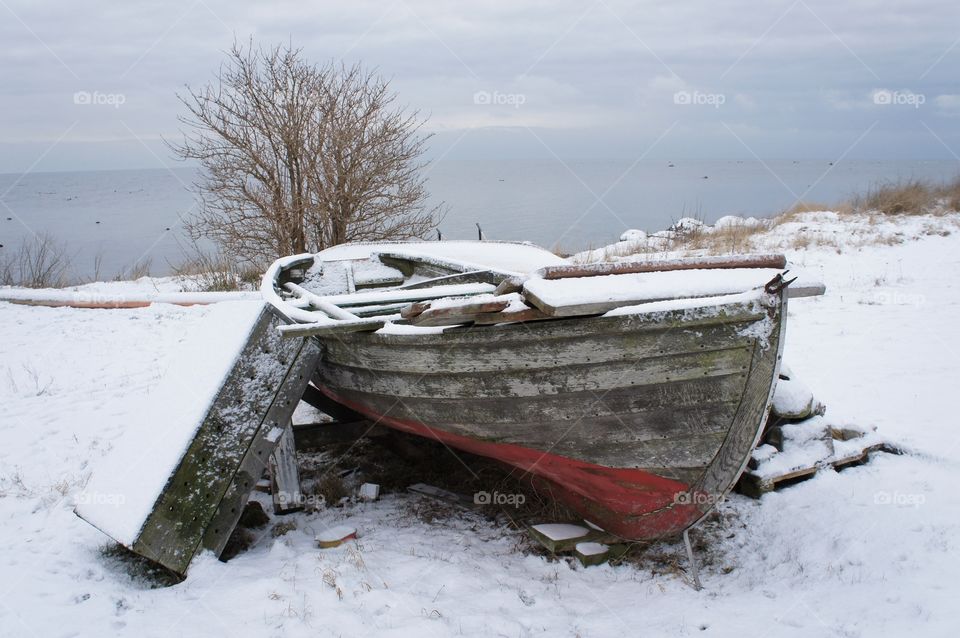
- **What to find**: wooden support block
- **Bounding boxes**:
[316,525,358,548]
[358,483,380,501]
[528,523,593,553]
[747,443,778,470]
[765,425,785,451]
[574,542,610,567]
[573,542,628,567]
[269,422,303,514]
[737,465,819,498]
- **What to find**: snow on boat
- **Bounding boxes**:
[263,240,797,541]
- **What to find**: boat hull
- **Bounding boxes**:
[312,291,786,540]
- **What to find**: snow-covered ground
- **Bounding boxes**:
[2,212,959,637]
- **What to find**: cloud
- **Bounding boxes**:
[935,95,960,111]
[2,0,960,171]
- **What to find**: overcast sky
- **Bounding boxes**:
[2,0,960,173]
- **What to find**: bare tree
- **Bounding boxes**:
[170,41,440,266]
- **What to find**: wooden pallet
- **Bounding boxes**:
[527,522,628,566]
[737,422,899,498]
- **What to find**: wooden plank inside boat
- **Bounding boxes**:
[407,299,512,327]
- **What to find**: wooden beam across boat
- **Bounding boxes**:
[537,254,787,280]
[495,254,788,295]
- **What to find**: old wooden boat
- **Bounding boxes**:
[263,241,798,540]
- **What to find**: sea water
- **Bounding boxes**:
[1,159,957,280]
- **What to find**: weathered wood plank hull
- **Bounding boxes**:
[312,292,787,540]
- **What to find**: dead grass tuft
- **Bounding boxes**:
[853,179,935,215]
[852,177,960,216]
[171,242,260,291]
[941,175,960,212]
[114,258,153,281]
[0,233,73,288]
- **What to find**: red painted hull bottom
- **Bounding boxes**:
[320,387,704,540]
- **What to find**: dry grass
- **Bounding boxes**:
[935,175,960,212]
[113,258,153,281]
[853,179,933,215]
[780,200,852,217]
[171,243,261,291]
[0,233,73,288]
[852,177,960,216]
[682,222,768,255]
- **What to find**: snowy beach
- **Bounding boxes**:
[2,211,959,636]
